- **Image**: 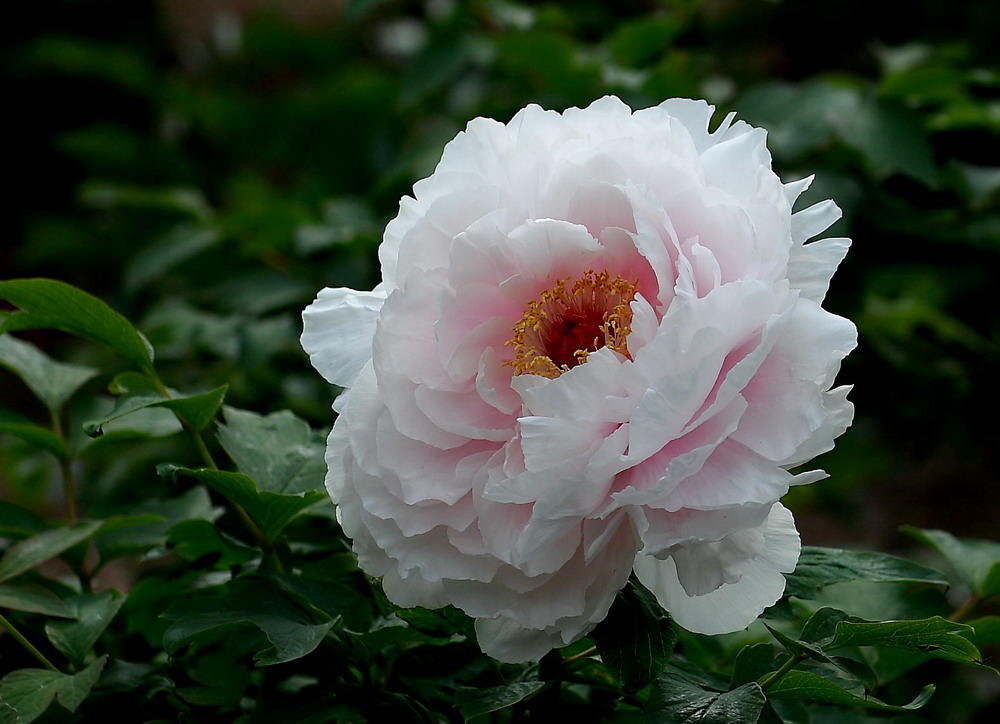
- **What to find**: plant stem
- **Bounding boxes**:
[50,409,77,523]
[759,652,805,692]
[949,594,981,622]
[154,376,286,574]
[0,612,59,672]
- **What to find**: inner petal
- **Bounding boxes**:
[506,270,637,378]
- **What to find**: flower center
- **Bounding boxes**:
[506,270,637,378]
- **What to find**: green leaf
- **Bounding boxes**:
[765,669,934,712]
[93,487,220,563]
[0,520,104,583]
[83,384,227,436]
[0,655,106,723]
[730,643,777,688]
[123,223,221,293]
[903,527,1000,597]
[784,546,948,600]
[967,616,1000,647]
[455,681,545,720]
[79,180,212,220]
[0,279,155,374]
[831,99,938,186]
[644,678,765,724]
[0,413,67,458]
[217,407,326,494]
[0,501,46,539]
[167,519,256,567]
[593,577,677,691]
[45,591,125,667]
[159,465,324,542]
[0,583,74,617]
[162,577,335,665]
[0,334,99,413]
[824,616,984,665]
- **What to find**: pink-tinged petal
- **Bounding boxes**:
[301,285,387,387]
[307,96,854,662]
[634,504,800,634]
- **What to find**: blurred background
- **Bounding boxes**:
[3,0,999,550]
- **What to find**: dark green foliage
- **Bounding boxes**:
[2,1,1000,721]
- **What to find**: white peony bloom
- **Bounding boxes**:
[302,96,856,662]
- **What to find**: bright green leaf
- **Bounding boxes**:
[766,669,934,712]
[0,279,155,374]
[593,577,677,691]
[0,520,104,583]
[455,681,545,720]
[785,546,948,600]
[45,591,125,667]
[0,334,98,413]
[217,407,326,494]
[0,655,106,723]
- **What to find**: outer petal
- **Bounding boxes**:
[301,285,387,387]
[633,503,800,634]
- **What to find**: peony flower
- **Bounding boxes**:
[302,97,856,662]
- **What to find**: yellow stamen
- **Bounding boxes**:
[506,270,637,378]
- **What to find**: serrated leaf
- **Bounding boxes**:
[455,681,545,720]
[903,527,1000,597]
[159,465,324,541]
[785,546,948,600]
[0,334,99,413]
[162,577,334,665]
[824,616,984,665]
[0,583,74,617]
[45,591,125,667]
[0,655,106,723]
[0,520,104,583]
[766,669,934,711]
[593,577,677,691]
[0,279,155,374]
[217,407,326,494]
[84,384,227,436]
[644,678,765,724]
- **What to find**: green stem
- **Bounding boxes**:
[153,375,286,574]
[759,652,806,692]
[0,612,59,672]
[50,410,77,523]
